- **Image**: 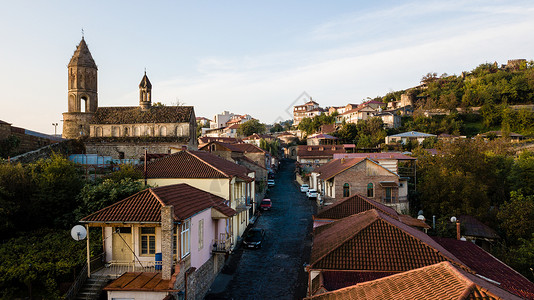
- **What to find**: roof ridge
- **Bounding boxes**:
[187,150,232,178]
[375,212,470,272]
[149,187,168,207]
[81,188,151,222]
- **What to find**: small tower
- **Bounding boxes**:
[139,72,152,110]
[62,37,98,139]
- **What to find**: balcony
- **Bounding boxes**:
[92,259,163,279]
[381,196,408,204]
[212,233,233,254]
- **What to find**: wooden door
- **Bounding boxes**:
[112,227,133,262]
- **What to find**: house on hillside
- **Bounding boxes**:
[81,183,236,300]
[313,194,428,230]
[293,100,323,126]
[143,149,255,248]
[306,133,339,146]
[242,133,276,147]
[372,111,401,129]
[310,157,409,212]
[478,131,524,142]
[306,209,469,297]
[385,131,436,145]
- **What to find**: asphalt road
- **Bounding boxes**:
[206,159,316,300]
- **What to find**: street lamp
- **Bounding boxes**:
[52,123,58,136]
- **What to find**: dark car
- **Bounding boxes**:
[242,228,265,249]
[260,199,272,211]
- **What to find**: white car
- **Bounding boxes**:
[300,184,309,193]
[267,179,275,187]
[307,189,318,199]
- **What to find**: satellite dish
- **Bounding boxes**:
[417,215,425,221]
[450,216,457,223]
[418,210,424,216]
[71,225,87,241]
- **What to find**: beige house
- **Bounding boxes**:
[81,184,236,299]
[144,149,255,249]
[310,157,408,213]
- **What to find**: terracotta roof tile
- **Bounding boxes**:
[144,150,252,181]
[315,194,430,229]
[310,209,465,272]
[434,237,534,299]
[306,262,522,300]
[103,272,175,292]
[91,106,194,124]
[314,158,366,180]
[81,183,236,223]
[458,215,500,240]
[333,152,416,160]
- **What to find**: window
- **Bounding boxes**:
[181,220,190,258]
[173,231,177,255]
[198,219,204,250]
[343,183,350,197]
[367,183,374,198]
[140,227,156,255]
[160,126,167,136]
[123,127,129,137]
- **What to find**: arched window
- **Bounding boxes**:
[112,126,120,137]
[95,127,102,137]
[134,127,141,136]
[343,183,350,197]
[367,183,374,198]
[160,126,167,137]
[124,127,129,137]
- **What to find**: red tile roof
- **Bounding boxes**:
[457,215,500,240]
[81,183,236,223]
[297,145,346,159]
[314,194,429,229]
[306,262,522,300]
[313,158,365,180]
[103,272,176,292]
[433,237,534,299]
[310,209,466,272]
[144,150,252,181]
[333,152,416,160]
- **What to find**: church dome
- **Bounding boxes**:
[68,38,97,69]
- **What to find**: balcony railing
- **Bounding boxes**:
[92,260,163,278]
[212,233,233,253]
[381,196,408,204]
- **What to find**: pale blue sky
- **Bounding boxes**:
[1,0,533,133]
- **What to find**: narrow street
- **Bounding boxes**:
[206,159,316,300]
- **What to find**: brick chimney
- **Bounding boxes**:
[161,205,174,280]
[456,221,461,241]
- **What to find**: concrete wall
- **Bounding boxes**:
[85,141,194,160]
[107,290,169,300]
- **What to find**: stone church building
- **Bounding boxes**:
[62,38,197,159]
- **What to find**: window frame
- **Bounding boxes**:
[367,183,374,198]
[180,220,191,258]
[140,227,156,256]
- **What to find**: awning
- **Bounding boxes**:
[379,181,398,188]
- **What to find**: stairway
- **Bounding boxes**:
[74,275,109,300]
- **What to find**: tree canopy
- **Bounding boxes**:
[238,119,266,137]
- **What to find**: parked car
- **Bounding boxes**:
[267,179,275,187]
[243,228,265,249]
[307,189,318,199]
[300,184,309,193]
[260,199,272,211]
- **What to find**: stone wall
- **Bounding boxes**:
[10,139,83,163]
[90,122,191,138]
[173,254,225,300]
[85,140,195,160]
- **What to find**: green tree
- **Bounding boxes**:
[74,178,145,221]
[28,153,84,229]
[238,119,266,137]
[497,191,534,245]
[270,123,284,133]
[0,135,20,158]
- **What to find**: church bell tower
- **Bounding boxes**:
[62,37,98,139]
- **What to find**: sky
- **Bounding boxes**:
[1,0,534,134]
